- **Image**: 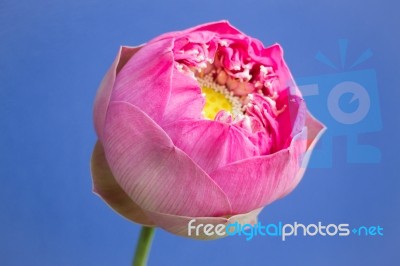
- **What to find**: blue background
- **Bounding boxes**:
[1,0,399,265]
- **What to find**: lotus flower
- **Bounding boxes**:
[91,21,325,239]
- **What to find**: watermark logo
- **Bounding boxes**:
[297,39,382,167]
[187,220,384,241]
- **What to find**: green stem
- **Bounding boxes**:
[132,226,155,266]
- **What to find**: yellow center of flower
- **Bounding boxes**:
[201,86,233,120]
[196,74,244,120]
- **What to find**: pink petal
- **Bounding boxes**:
[163,120,259,174]
[160,68,204,126]
[93,46,142,139]
[305,111,326,150]
[279,111,326,198]
[275,91,307,150]
[210,112,325,214]
[110,38,175,124]
[91,141,155,226]
[143,207,263,240]
[192,20,243,35]
[102,101,232,217]
[173,32,217,53]
[149,20,242,44]
[261,44,303,97]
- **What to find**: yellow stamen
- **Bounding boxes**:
[201,86,233,120]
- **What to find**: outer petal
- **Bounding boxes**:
[143,207,263,240]
[210,112,325,214]
[110,38,175,124]
[279,111,326,198]
[160,68,204,126]
[93,46,142,139]
[163,120,259,174]
[91,141,154,226]
[102,101,232,217]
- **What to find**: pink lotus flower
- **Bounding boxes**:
[91,21,325,239]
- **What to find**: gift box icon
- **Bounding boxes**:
[296,39,382,168]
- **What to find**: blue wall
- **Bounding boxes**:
[1,0,399,265]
